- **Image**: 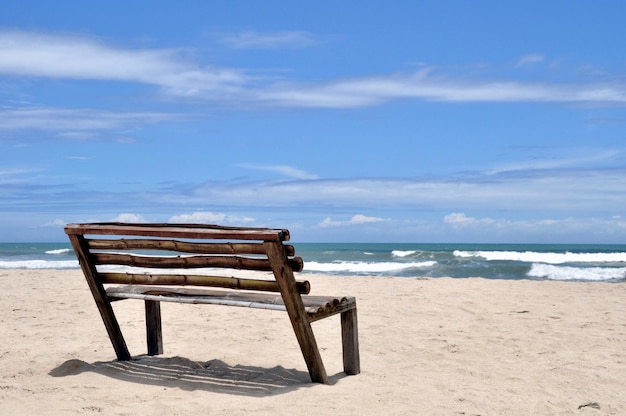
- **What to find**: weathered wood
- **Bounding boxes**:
[106,286,352,317]
[264,241,329,384]
[145,300,163,356]
[67,234,131,361]
[87,238,296,257]
[307,296,357,322]
[65,222,290,242]
[91,252,304,272]
[100,273,311,294]
[341,307,361,375]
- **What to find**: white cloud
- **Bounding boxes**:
[110,213,147,223]
[41,219,66,227]
[218,31,317,49]
[259,71,626,108]
[0,30,245,95]
[236,163,319,179]
[444,212,493,226]
[516,53,545,67]
[441,212,626,240]
[486,149,622,174]
[179,167,626,214]
[2,30,625,108]
[168,211,255,224]
[0,107,184,131]
[318,214,387,227]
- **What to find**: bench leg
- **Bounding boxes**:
[145,300,163,356]
[292,320,328,384]
[264,241,329,384]
[341,307,360,375]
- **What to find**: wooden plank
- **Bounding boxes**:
[264,241,329,384]
[65,223,289,241]
[91,252,304,272]
[100,272,311,294]
[145,300,163,356]
[341,307,361,375]
[66,234,131,361]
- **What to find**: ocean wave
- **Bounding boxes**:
[391,250,419,258]
[304,260,436,274]
[528,264,626,281]
[454,250,626,264]
[0,260,78,269]
[45,248,72,255]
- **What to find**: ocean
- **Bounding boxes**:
[1,242,625,282]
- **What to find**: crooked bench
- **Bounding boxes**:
[65,222,360,384]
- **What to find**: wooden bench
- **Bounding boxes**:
[65,222,360,384]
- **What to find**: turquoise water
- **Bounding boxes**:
[296,243,626,281]
[1,242,625,282]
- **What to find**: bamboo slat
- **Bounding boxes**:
[91,252,304,272]
[87,238,296,257]
[100,272,311,294]
[65,223,290,241]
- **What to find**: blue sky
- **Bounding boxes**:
[1,1,625,243]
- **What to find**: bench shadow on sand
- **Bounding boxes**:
[50,355,345,396]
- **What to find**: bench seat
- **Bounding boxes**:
[107,285,357,321]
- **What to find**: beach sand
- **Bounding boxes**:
[1,269,624,415]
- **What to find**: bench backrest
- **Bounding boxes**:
[64,222,310,294]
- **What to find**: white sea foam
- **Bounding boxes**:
[454,250,626,264]
[0,260,78,269]
[391,250,418,257]
[45,248,72,255]
[304,261,436,274]
[528,264,626,281]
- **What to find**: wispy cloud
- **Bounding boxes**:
[0,107,184,132]
[486,149,623,174]
[168,211,255,224]
[110,213,147,223]
[318,214,387,227]
[2,31,625,108]
[4,165,624,216]
[0,30,246,96]
[440,212,626,241]
[516,53,545,67]
[259,71,626,108]
[442,212,626,240]
[217,31,317,49]
[176,167,626,214]
[236,163,319,179]
[41,219,66,227]
[444,212,496,226]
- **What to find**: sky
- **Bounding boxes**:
[1,1,625,243]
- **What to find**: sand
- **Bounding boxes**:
[0,269,624,415]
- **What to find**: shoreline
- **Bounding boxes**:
[1,269,624,415]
